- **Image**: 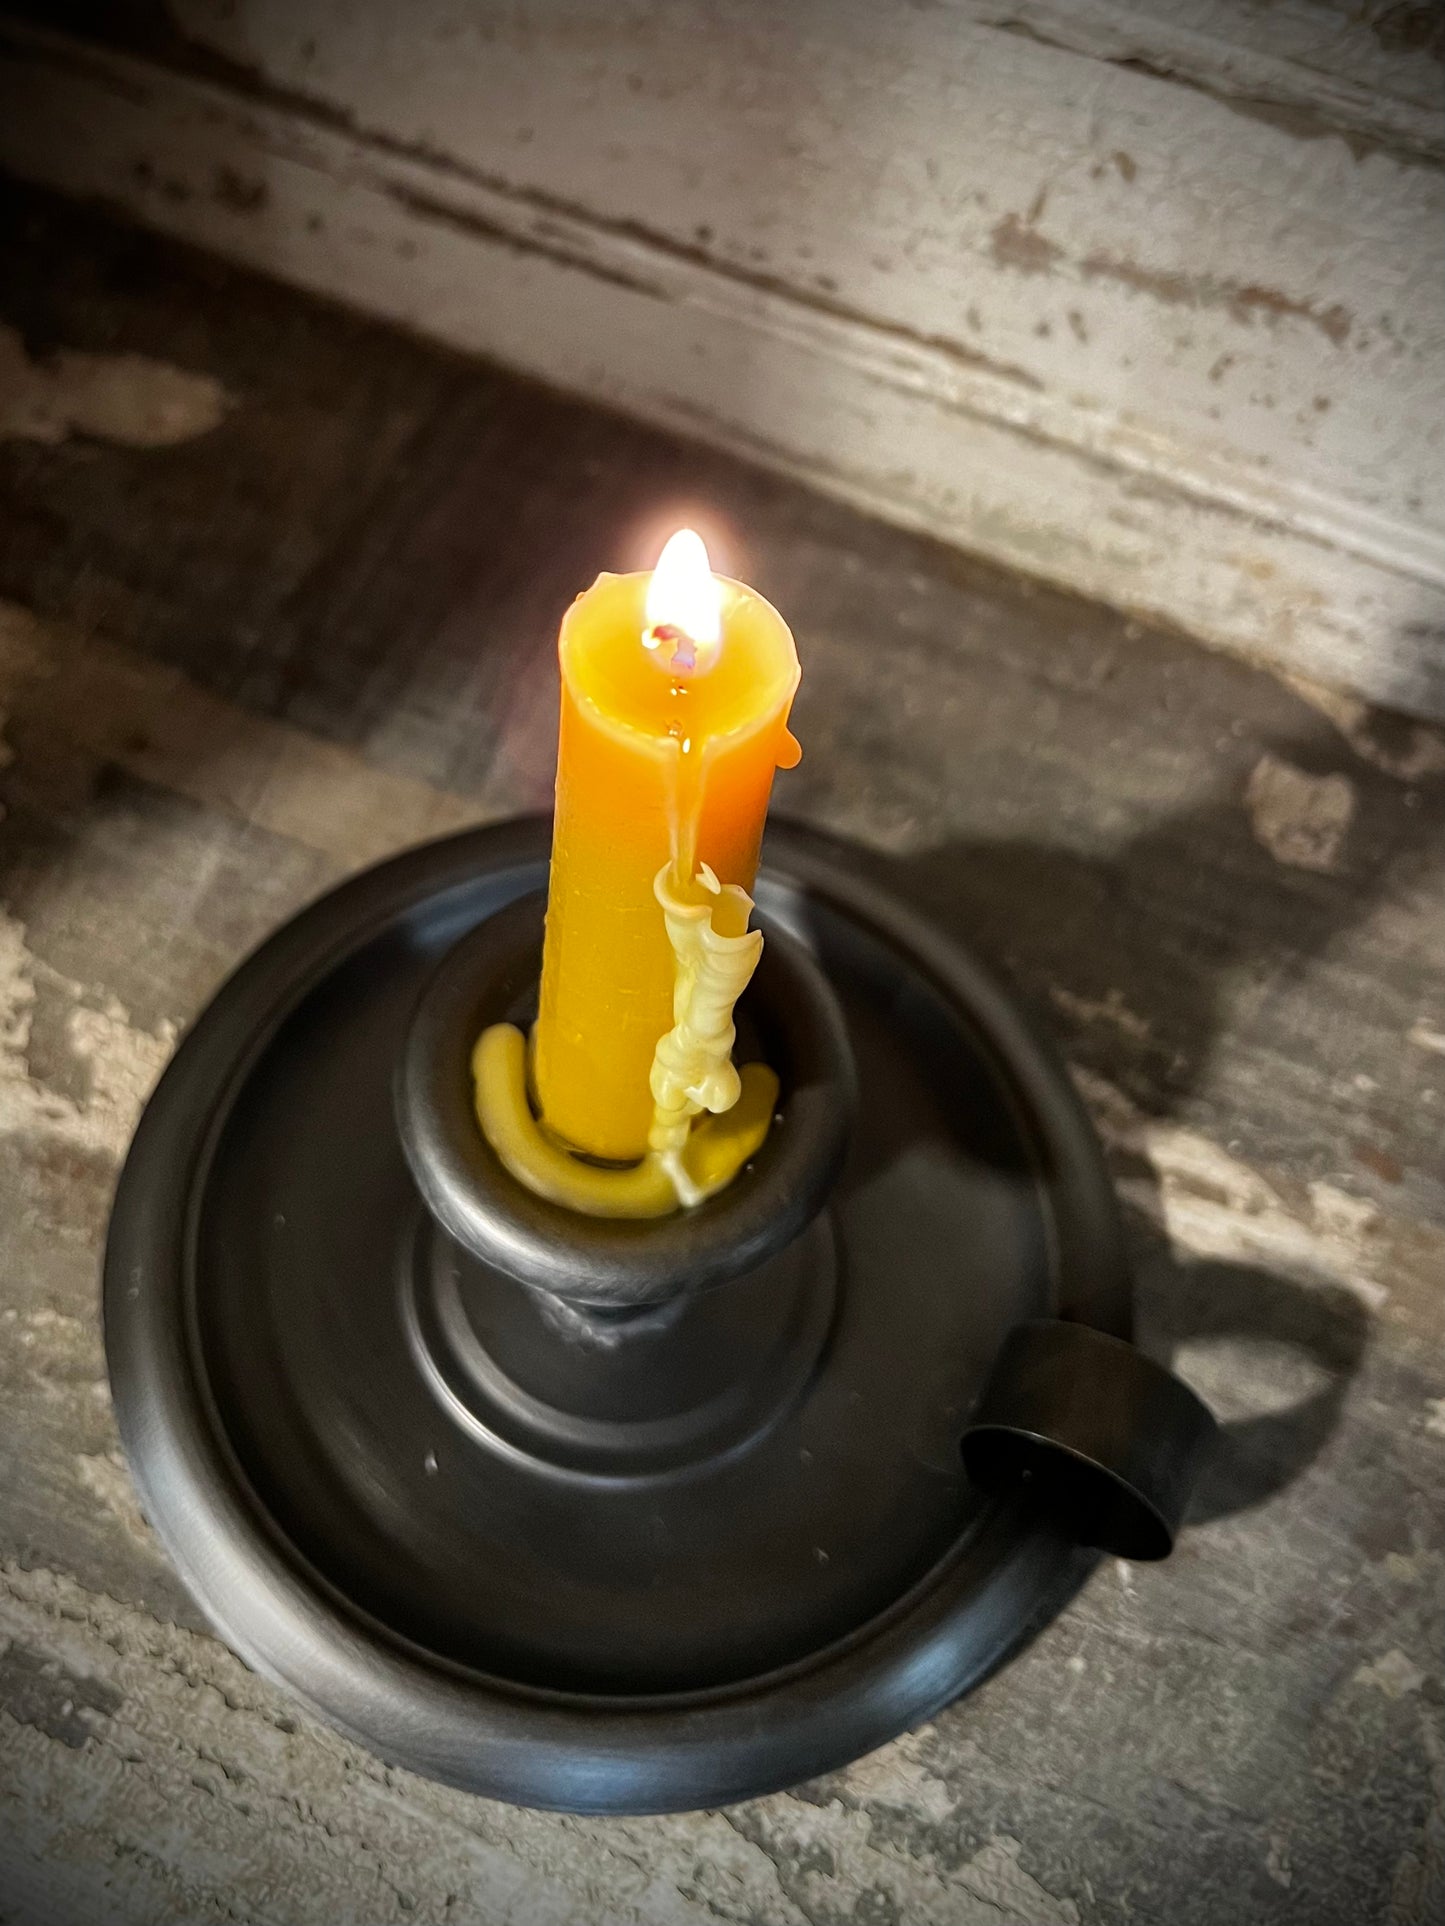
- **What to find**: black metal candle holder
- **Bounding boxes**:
[104,816,1214,1814]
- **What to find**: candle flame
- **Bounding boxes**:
[645,529,722,650]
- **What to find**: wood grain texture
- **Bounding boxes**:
[1,185,1443,1926]
[0,1,1441,714]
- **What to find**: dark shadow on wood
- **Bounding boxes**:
[778,720,1443,1524]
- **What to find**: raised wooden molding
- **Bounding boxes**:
[2,10,1442,715]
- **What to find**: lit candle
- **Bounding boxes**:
[532,530,800,1163]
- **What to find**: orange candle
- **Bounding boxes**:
[533,531,800,1163]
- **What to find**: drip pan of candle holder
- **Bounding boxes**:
[105,815,1212,1814]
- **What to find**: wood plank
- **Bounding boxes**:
[1,8,1442,714]
[1,182,1443,1925]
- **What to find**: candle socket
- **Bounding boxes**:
[393,887,854,1477]
[395,892,855,1317]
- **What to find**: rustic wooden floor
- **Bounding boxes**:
[0,181,1442,1926]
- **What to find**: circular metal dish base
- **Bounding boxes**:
[105,817,1130,1813]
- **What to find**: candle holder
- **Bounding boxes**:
[105,816,1214,1813]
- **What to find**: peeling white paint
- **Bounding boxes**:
[1285,675,1445,783]
[1355,1649,1427,1700]
[0,907,175,1162]
[15,1307,97,1396]
[839,1725,955,1822]
[0,323,229,448]
[1048,984,1151,1041]
[1382,1551,1442,1587]
[1171,1331,1335,1424]
[1308,1180,1380,1250]
[0,1559,1084,1926]
[957,1836,1081,1925]
[1265,1833,1293,1889]
[75,1452,151,1548]
[1408,1022,1445,1058]
[1074,1066,1388,1305]
[1245,754,1355,872]
[723,1798,1080,1926]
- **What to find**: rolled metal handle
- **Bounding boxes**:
[960,1319,1217,1560]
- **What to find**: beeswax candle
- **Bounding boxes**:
[532,531,799,1162]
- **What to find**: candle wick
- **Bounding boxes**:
[645,621,697,674]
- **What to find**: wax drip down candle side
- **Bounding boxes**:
[472,529,801,1216]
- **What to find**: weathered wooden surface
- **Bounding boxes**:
[0,185,1443,1926]
[0,1,1442,715]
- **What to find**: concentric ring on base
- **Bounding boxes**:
[104,817,1129,1813]
[401,1207,838,1482]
